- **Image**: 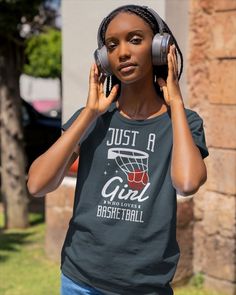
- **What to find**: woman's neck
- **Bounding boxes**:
[117,81,168,120]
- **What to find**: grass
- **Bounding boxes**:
[0,213,60,295]
[175,288,224,295]
[175,282,226,295]
[175,273,226,295]
[0,212,226,295]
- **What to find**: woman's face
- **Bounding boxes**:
[104,12,154,84]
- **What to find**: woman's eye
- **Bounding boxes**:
[130,37,142,44]
[106,42,117,51]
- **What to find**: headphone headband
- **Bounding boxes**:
[97,5,166,48]
[143,7,165,34]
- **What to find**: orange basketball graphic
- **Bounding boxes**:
[128,169,149,190]
[107,148,150,190]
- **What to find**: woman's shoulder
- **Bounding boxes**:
[184,108,204,123]
[61,107,85,131]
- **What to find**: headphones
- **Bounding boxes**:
[94,5,173,76]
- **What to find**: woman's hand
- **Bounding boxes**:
[157,45,183,106]
[86,64,119,116]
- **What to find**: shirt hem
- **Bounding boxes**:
[60,266,173,295]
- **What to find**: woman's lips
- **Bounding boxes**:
[120,65,136,74]
[118,63,137,74]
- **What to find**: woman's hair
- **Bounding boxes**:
[98,5,183,98]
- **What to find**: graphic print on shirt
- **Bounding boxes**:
[96,128,157,224]
[108,147,149,190]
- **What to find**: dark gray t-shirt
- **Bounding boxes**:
[60,104,209,295]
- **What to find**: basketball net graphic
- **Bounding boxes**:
[108,148,149,190]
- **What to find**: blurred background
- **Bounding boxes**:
[0,0,235,295]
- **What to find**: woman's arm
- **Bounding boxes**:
[157,45,207,196]
[27,64,118,197]
[169,100,207,196]
[27,108,97,197]
[28,149,79,198]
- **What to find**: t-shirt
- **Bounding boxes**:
[60,103,209,295]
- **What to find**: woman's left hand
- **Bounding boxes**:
[157,45,183,106]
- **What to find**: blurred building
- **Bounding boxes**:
[20,74,60,102]
[20,74,60,115]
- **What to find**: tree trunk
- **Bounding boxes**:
[0,39,29,229]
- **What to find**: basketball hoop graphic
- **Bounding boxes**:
[108,148,149,190]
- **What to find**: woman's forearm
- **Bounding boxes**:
[170,99,207,196]
[27,107,97,197]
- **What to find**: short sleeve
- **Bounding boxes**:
[186,110,209,159]
[61,108,84,132]
[61,107,97,145]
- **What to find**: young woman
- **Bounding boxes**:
[27,5,209,295]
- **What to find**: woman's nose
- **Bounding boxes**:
[118,42,131,61]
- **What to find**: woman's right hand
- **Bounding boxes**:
[86,64,119,117]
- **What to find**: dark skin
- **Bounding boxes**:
[27,11,207,197]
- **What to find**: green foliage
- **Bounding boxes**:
[24,28,61,78]
[175,273,227,295]
[190,272,205,288]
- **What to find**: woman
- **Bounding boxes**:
[27,4,209,295]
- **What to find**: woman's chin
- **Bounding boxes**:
[117,73,142,85]
[114,68,153,86]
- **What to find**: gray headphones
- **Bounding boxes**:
[94,5,173,76]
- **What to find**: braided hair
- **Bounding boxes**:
[98,5,183,98]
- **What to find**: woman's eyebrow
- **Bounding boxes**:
[105,30,144,43]
[127,30,144,36]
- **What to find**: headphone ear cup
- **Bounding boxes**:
[152,33,173,65]
[94,46,112,76]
